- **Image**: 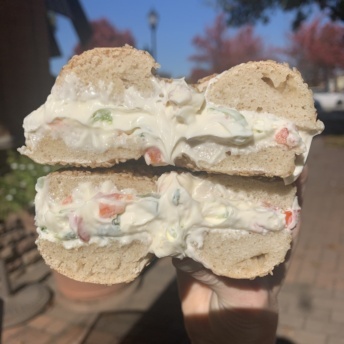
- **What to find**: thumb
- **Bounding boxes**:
[173,257,223,288]
[173,258,275,310]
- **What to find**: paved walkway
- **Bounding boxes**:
[2,135,344,344]
[277,136,344,344]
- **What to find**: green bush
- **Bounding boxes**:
[0,150,56,221]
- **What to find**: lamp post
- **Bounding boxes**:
[147,9,158,59]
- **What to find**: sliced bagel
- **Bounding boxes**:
[36,238,154,284]
[34,165,298,283]
[19,47,323,179]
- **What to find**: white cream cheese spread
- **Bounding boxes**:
[35,172,300,258]
[20,73,318,180]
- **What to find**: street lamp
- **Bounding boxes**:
[147,9,159,59]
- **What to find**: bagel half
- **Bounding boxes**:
[19,46,323,180]
[18,46,320,284]
[35,166,297,283]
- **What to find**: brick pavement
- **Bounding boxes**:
[2,257,176,344]
[2,135,344,344]
[277,136,344,344]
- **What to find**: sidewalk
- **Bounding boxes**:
[2,135,344,344]
[277,135,344,344]
[2,257,178,344]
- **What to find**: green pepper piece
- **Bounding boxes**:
[90,108,113,124]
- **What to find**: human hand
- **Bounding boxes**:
[173,257,283,344]
[173,167,308,344]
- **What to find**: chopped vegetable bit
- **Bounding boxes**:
[76,217,90,242]
[99,202,126,218]
[48,117,64,127]
[61,195,73,205]
[284,210,293,226]
[112,217,120,226]
[275,128,289,145]
[63,232,77,240]
[172,189,181,206]
[144,147,165,165]
[91,109,113,123]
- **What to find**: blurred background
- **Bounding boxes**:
[0,1,344,343]
[1,0,344,149]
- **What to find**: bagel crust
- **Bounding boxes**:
[37,229,292,284]
[34,167,297,284]
[19,47,317,285]
[189,230,292,279]
[36,238,153,284]
[19,47,323,179]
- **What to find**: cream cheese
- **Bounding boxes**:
[35,172,300,259]
[21,75,312,175]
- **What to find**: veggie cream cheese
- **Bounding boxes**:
[35,172,300,259]
[21,75,311,179]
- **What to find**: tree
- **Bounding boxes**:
[74,18,135,54]
[189,14,265,81]
[214,0,344,30]
[281,17,344,88]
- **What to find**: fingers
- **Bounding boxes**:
[172,257,221,288]
[173,258,275,309]
[174,268,213,314]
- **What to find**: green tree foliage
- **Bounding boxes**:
[214,0,344,30]
[0,150,56,221]
[189,14,265,82]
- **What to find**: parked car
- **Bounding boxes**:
[313,92,344,112]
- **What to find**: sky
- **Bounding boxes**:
[50,0,300,78]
